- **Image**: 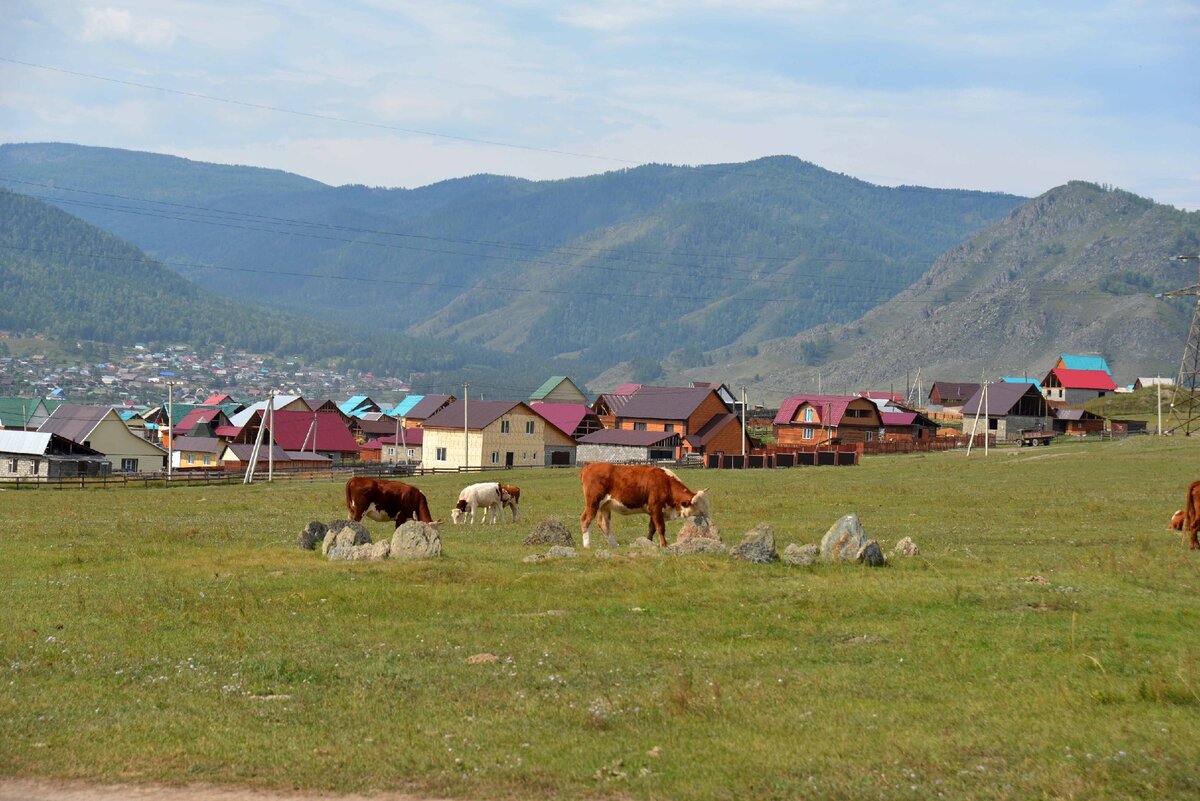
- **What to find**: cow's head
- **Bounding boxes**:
[682,488,710,520]
[451,500,468,525]
[1170,509,1185,531]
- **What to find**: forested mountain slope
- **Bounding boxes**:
[0,143,1024,370]
[696,182,1200,399]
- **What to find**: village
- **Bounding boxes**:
[0,352,1172,482]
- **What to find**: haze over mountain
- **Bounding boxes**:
[2,143,1195,401]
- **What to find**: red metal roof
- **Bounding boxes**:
[1049,368,1117,391]
[268,410,360,453]
[774,394,856,427]
[530,403,596,438]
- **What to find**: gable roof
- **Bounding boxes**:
[404,394,454,421]
[268,410,360,453]
[200,392,235,406]
[928,382,981,404]
[530,403,599,439]
[1059,354,1112,375]
[422,400,529,431]
[0,430,104,457]
[614,386,723,422]
[392,395,424,417]
[38,403,112,443]
[374,428,425,446]
[530,376,588,402]
[774,394,874,428]
[1001,376,1044,392]
[173,435,224,454]
[961,382,1047,417]
[0,397,48,428]
[176,408,229,433]
[229,395,309,427]
[1047,368,1118,392]
[684,412,741,448]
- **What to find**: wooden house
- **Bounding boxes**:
[530,376,589,405]
[774,394,884,446]
[421,400,577,469]
[39,404,167,473]
[372,428,424,466]
[1052,409,1106,436]
[926,382,981,412]
[267,410,361,463]
[607,385,748,459]
[960,382,1052,441]
[880,409,940,441]
[0,430,110,478]
[171,436,224,470]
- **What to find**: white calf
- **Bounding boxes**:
[451,482,512,524]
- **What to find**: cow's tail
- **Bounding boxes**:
[345,480,358,520]
[418,493,433,523]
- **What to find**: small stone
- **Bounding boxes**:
[546,545,578,559]
[731,523,778,563]
[676,516,721,543]
[1022,575,1050,585]
[891,536,919,557]
[298,521,326,550]
[593,549,616,559]
[328,541,390,561]
[669,537,728,555]
[855,539,886,567]
[820,514,868,562]
[628,537,665,556]
[524,517,575,547]
[390,520,441,560]
[782,542,819,566]
[522,553,547,564]
[466,653,499,665]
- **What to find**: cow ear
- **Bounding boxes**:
[695,488,709,495]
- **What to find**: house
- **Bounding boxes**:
[0,397,57,431]
[880,409,941,441]
[926,382,981,412]
[401,394,455,428]
[421,400,577,469]
[350,412,400,443]
[200,392,236,406]
[577,429,681,464]
[608,385,749,459]
[0,430,110,478]
[530,376,589,405]
[960,382,1052,441]
[1134,377,1174,391]
[267,410,361,463]
[39,404,168,472]
[1055,354,1113,376]
[774,394,884,446]
[174,408,233,438]
[171,436,224,470]
[229,395,311,428]
[1041,368,1118,405]
[374,428,424,466]
[218,443,331,472]
[1052,409,1106,436]
[530,403,604,441]
[591,384,641,427]
[339,395,382,417]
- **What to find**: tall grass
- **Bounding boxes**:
[2,438,1199,799]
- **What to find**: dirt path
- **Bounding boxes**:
[0,778,456,801]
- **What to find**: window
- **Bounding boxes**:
[406,448,415,458]
[436,447,447,461]
[491,451,500,464]
[865,431,874,442]
[186,453,195,464]
[803,407,814,422]
[802,427,814,439]
[500,420,510,433]
[7,458,17,473]
[525,420,535,434]
[31,459,40,475]
[120,458,137,472]
[664,423,675,433]
[202,454,211,466]
[633,422,647,431]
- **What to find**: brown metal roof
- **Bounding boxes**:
[422,400,527,431]
[405,394,454,420]
[38,404,114,444]
[578,429,680,447]
[614,386,720,422]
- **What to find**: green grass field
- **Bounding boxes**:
[3,438,1199,800]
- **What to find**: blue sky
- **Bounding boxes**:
[2,1,1198,208]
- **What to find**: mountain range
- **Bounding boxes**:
[1,143,1197,400]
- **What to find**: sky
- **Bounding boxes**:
[2,1,1198,208]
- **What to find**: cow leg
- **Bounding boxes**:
[580,504,597,549]
[650,507,668,547]
[599,509,618,548]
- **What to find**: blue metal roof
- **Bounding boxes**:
[339,395,371,414]
[1000,377,1044,391]
[1059,354,1111,374]
[392,395,423,417]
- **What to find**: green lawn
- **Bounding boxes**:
[2,438,1199,800]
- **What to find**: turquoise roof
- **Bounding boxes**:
[1059,354,1112,375]
[339,395,371,414]
[1001,377,1043,391]
[392,395,423,417]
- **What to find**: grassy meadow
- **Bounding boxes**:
[2,437,1199,800]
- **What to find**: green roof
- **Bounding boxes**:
[530,376,586,401]
[0,397,42,427]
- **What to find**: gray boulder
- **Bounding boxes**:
[855,539,887,567]
[524,517,574,547]
[298,521,327,550]
[390,520,442,560]
[891,537,919,557]
[676,515,721,543]
[546,546,578,559]
[782,542,819,567]
[821,514,868,562]
[669,537,728,556]
[329,541,391,561]
[321,521,369,556]
[731,524,778,563]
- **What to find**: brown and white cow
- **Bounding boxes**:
[500,484,521,522]
[345,476,438,528]
[579,462,709,548]
[451,482,512,525]
[1179,480,1200,550]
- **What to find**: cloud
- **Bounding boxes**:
[78,6,177,48]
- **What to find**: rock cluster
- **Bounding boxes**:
[730,524,778,563]
[676,515,721,543]
[303,519,441,561]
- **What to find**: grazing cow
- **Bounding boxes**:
[579,462,709,548]
[500,484,521,522]
[1169,509,1184,531]
[345,476,438,528]
[1180,480,1200,550]
[451,482,511,525]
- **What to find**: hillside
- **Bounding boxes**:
[0,189,465,376]
[0,143,1024,373]
[693,182,1200,400]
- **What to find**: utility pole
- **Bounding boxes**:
[463,383,470,470]
[166,380,174,480]
[1159,254,1200,434]
[267,390,275,482]
[740,385,747,468]
[393,412,400,466]
[1157,376,1163,436]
